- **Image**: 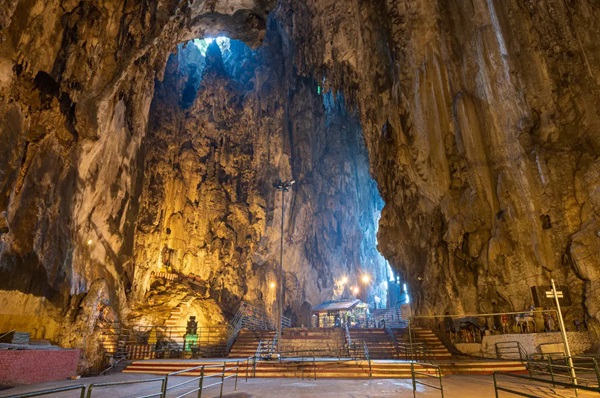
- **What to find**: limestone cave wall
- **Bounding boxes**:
[133,31,387,327]
[0,0,275,368]
[0,0,387,368]
[277,0,600,333]
[2,0,600,369]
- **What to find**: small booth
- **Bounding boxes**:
[311,299,369,328]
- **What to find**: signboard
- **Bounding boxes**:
[531,285,571,307]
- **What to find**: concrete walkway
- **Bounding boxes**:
[0,373,595,397]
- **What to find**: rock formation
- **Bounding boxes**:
[277,0,600,334]
[1,0,600,369]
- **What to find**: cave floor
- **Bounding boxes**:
[1,372,594,398]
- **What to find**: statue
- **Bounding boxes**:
[184,316,199,357]
[186,316,198,335]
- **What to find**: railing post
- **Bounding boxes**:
[245,357,249,381]
[549,356,556,388]
[593,358,600,388]
[197,366,205,398]
[160,378,166,398]
[235,360,239,390]
[493,372,499,398]
[161,374,169,398]
[411,362,416,398]
[220,363,226,398]
[438,366,444,398]
[408,318,414,362]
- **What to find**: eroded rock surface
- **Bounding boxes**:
[1,0,600,369]
[277,0,600,333]
[133,35,386,326]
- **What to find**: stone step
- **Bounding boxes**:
[124,358,527,378]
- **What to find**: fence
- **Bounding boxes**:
[2,385,87,398]
[4,360,245,398]
[495,341,527,361]
[225,302,291,355]
[410,362,443,398]
[493,371,600,397]
[363,340,372,377]
[409,310,561,344]
[86,377,165,398]
[527,353,600,389]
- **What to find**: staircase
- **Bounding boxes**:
[123,358,526,378]
[280,328,344,356]
[371,307,407,328]
[98,321,130,360]
[393,327,452,360]
[348,328,397,359]
[228,329,276,358]
[163,295,197,349]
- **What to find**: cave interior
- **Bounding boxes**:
[0,0,600,369]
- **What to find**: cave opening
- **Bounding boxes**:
[135,25,392,333]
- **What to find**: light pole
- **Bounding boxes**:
[361,274,371,303]
[273,178,294,348]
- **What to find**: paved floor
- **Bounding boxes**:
[0,373,596,397]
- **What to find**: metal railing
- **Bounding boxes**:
[256,338,278,359]
[161,362,240,398]
[98,324,228,361]
[224,302,291,356]
[527,354,600,389]
[398,341,435,362]
[6,360,246,398]
[344,323,351,349]
[2,384,87,398]
[493,371,600,397]
[409,310,561,341]
[86,377,166,398]
[363,340,372,377]
[385,324,400,358]
[0,329,17,341]
[411,362,444,398]
[273,347,361,380]
[276,349,318,380]
[495,341,527,362]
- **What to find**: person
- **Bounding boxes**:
[501,314,509,334]
[545,312,555,332]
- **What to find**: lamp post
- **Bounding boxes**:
[273,178,294,347]
[361,274,370,303]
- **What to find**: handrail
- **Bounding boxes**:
[87,377,166,398]
[363,340,372,377]
[493,371,600,396]
[385,324,400,358]
[344,323,351,355]
[411,362,444,398]
[2,384,86,398]
[495,341,527,362]
[0,329,17,341]
[5,359,248,398]
[527,354,600,388]
[273,347,361,380]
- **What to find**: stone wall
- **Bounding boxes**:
[0,349,79,386]
[456,331,593,358]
